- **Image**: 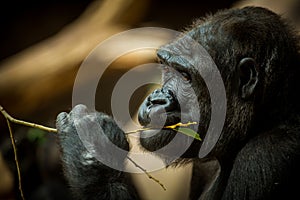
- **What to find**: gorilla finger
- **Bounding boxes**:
[56,112,70,132]
[69,104,90,120]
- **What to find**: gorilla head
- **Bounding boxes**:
[138,7,300,162]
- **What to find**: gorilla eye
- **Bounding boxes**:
[179,71,191,82]
[162,65,170,73]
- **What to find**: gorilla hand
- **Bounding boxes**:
[56,104,138,200]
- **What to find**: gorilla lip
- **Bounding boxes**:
[148,104,165,116]
[148,111,181,128]
[138,122,200,141]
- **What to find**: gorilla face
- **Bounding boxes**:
[137,36,212,157]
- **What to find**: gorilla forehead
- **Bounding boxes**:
[186,7,298,63]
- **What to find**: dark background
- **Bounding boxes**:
[2,0,295,199]
[0,0,236,61]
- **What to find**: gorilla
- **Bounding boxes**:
[56,7,300,200]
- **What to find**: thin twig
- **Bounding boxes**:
[0,106,199,193]
[5,118,25,200]
[0,105,57,133]
[0,105,167,192]
[164,122,197,129]
[125,127,152,134]
[0,105,57,200]
[126,156,167,191]
[125,122,198,135]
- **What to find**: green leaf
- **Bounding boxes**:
[175,127,201,141]
[27,128,46,144]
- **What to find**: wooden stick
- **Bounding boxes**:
[0,105,167,192]
[0,105,57,133]
[126,156,166,191]
[5,118,25,200]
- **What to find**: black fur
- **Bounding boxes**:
[57,7,300,200]
[56,105,139,200]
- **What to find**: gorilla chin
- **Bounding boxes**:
[138,109,181,153]
[140,128,201,161]
[140,129,176,152]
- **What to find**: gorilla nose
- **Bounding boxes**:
[148,89,177,114]
[138,89,178,126]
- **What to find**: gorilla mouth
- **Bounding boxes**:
[146,111,181,128]
[139,111,177,150]
[139,111,200,156]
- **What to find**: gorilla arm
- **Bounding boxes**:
[221,126,300,200]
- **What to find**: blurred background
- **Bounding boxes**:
[0,0,299,199]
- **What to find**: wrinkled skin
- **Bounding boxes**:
[57,7,300,200]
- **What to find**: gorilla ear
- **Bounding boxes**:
[238,57,258,99]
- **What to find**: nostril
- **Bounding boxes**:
[153,89,160,94]
[146,100,151,107]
